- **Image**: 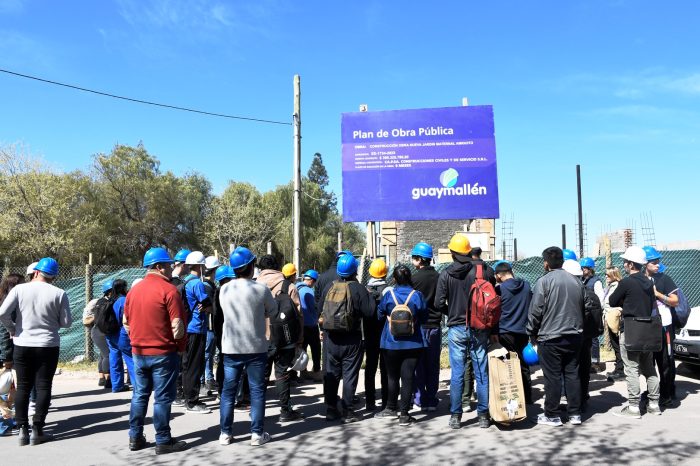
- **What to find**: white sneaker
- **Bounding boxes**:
[536,414,563,426]
[569,415,582,425]
[219,433,233,445]
[250,431,270,446]
[647,402,662,416]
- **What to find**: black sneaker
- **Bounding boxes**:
[186,403,211,414]
[129,434,147,451]
[374,408,398,419]
[155,438,188,455]
[98,378,106,387]
[478,414,490,429]
[29,426,53,445]
[172,398,186,407]
[205,379,216,391]
[449,414,462,429]
[18,426,29,446]
[326,407,341,421]
[342,410,361,424]
[279,409,304,422]
[398,415,416,427]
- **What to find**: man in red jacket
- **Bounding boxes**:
[124,247,188,455]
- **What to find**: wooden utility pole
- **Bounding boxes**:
[293,75,302,272]
[85,253,94,362]
[576,165,584,258]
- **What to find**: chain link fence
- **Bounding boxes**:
[1,249,699,365]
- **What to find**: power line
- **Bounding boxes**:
[0,68,291,126]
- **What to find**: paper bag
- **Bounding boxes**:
[488,347,526,423]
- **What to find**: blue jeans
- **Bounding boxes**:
[106,332,135,392]
[414,327,442,408]
[203,331,216,383]
[129,352,179,445]
[448,326,489,415]
[219,353,267,436]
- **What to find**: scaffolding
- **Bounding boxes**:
[500,213,514,261]
[640,211,657,248]
[575,215,589,257]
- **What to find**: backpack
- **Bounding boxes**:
[583,287,604,337]
[367,283,387,306]
[388,289,416,337]
[468,264,501,330]
[673,288,692,329]
[94,296,119,335]
[270,281,301,348]
[320,280,355,332]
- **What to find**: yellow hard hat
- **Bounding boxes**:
[282,263,297,278]
[369,258,388,278]
[447,234,471,255]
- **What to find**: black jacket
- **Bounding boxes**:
[315,260,339,312]
[608,272,655,319]
[318,277,375,344]
[497,277,531,335]
[413,266,441,329]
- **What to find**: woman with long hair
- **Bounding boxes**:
[604,266,625,382]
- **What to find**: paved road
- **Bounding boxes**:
[4,362,700,465]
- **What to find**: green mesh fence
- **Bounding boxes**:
[1,249,698,364]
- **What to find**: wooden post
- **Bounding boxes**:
[337,230,343,252]
[85,253,94,362]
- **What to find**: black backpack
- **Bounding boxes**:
[320,280,355,332]
[270,281,301,348]
[94,296,119,335]
[388,289,416,337]
[583,287,604,338]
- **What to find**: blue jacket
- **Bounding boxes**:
[113,296,131,344]
[296,283,317,327]
[185,275,212,334]
[497,277,531,335]
[377,285,427,350]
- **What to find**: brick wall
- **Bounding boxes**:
[395,220,470,263]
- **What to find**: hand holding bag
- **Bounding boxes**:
[623,315,662,352]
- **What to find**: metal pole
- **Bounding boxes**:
[562,224,567,249]
[513,238,518,262]
[293,75,302,272]
[576,164,584,258]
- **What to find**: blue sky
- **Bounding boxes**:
[1,0,699,257]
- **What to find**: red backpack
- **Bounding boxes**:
[468,264,501,330]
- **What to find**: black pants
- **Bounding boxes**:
[539,337,582,417]
[499,332,532,404]
[609,331,624,373]
[274,346,296,412]
[654,328,676,401]
[14,345,59,428]
[579,337,592,401]
[363,318,387,408]
[323,332,363,413]
[383,348,421,415]
[303,325,322,372]
[182,333,207,406]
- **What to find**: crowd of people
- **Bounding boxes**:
[0,236,686,454]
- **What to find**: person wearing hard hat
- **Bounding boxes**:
[493,260,533,405]
[364,258,389,411]
[580,257,606,373]
[282,263,298,282]
[410,242,442,413]
[608,246,661,418]
[83,281,112,389]
[527,247,585,427]
[201,256,221,393]
[314,250,354,313]
[179,251,214,414]
[170,249,191,287]
[297,269,322,382]
[218,246,276,446]
[435,234,495,429]
[643,246,679,408]
[0,257,72,446]
[257,255,304,423]
[124,247,188,454]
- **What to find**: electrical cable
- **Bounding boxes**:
[0,68,291,126]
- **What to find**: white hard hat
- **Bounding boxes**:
[185,251,206,265]
[205,256,221,270]
[291,349,309,372]
[26,261,38,275]
[562,259,583,276]
[0,369,14,396]
[621,246,648,265]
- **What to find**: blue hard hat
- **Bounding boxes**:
[143,247,174,267]
[215,265,235,282]
[562,249,578,261]
[335,249,354,259]
[101,280,114,294]
[303,269,319,280]
[523,342,539,366]
[35,257,59,277]
[579,257,595,269]
[493,260,512,271]
[410,242,433,259]
[659,263,667,273]
[643,246,662,261]
[229,246,256,271]
[174,249,191,263]
[336,253,358,277]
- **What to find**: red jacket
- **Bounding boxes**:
[124,272,187,355]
